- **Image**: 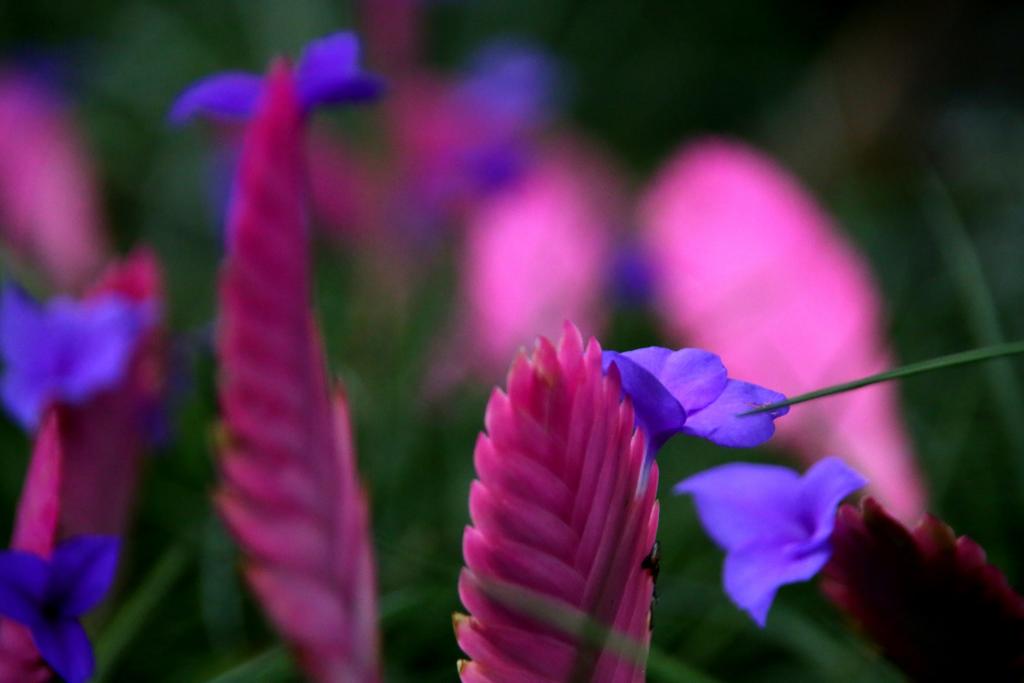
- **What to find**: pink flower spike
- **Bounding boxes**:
[454,143,620,379]
[0,411,63,682]
[456,322,659,681]
[640,138,925,521]
[216,60,379,682]
[57,248,166,539]
[0,71,109,293]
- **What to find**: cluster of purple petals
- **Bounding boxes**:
[168,32,383,124]
[0,285,152,430]
[0,536,119,683]
[604,345,867,626]
[602,346,789,457]
[677,457,866,625]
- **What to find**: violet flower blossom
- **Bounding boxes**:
[168,31,383,123]
[0,285,151,431]
[0,535,119,683]
[602,347,789,460]
[676,457,867,626]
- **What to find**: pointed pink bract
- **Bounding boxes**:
[216,60,379,683]
[640,138,925,521]
[456,322,659,682]
[0,411,63,681]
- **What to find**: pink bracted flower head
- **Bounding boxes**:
[640,138,925,521]
[216,59,379,683]
[0,71,109,292]
[456,322,659,681]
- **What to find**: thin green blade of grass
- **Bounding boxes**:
[472,576,722,683]
[923,173,1024,501]
[95,542,193,682]
[740,341,1024,415]
[204,646,295,683]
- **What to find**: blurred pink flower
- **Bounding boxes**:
[639,138,925,521]
[216,61,379,682]
[0,71,109,292]
[440,142,621,386]
[56,249,166,538]
[0,411,63,682]
[456,322,659,681]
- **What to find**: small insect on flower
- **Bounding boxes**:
[641,540,661,631]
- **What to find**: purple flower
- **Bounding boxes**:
[602,347,788,457]
[0,535,119,683]
[455,38,563,131]
[168,31,383,123]
[675,457,867,626]
[0,285,150,430]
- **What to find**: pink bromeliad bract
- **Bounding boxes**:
[215,61,379,682]
[456,322,660,681]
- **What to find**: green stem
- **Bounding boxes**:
[204,646,294,683]
[94,542,192,682]
[741,341,1024,415]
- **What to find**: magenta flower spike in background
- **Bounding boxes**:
[823,498,1024,680]
[0,70,109,292]
[445,143,620,383]
[676,457,866,626]
[216,61,379,682]
[56,249,167,538]
[169,31,383,124]
[0,412,62,683]
[456,322,660,681]
[639,138,925,521]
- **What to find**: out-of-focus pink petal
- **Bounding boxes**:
[451,143,621,381]
[57,249,166,538]
[216,60,378,683]
[0,72,109,292]
[306,126,380,243]
[0,411,63,681]
[456,322,659,681]
[639,138,925,521]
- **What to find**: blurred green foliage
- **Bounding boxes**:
[1,1,1023,680]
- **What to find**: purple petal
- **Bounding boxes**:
[296,32,384,109]
[682,379,788,447]
[677,459,867,627]
[30,618,93,683]
[601,351,686,451]
[723,538,831,626]
[798,456,868,545]
[168,72,264,124]
[457,39,562,130]
[1,286,57,428]
[53,296,148,402]
[618,347,728,413]
[48,536,119,618]
[0,551,49,626]
[673,462,805,550]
